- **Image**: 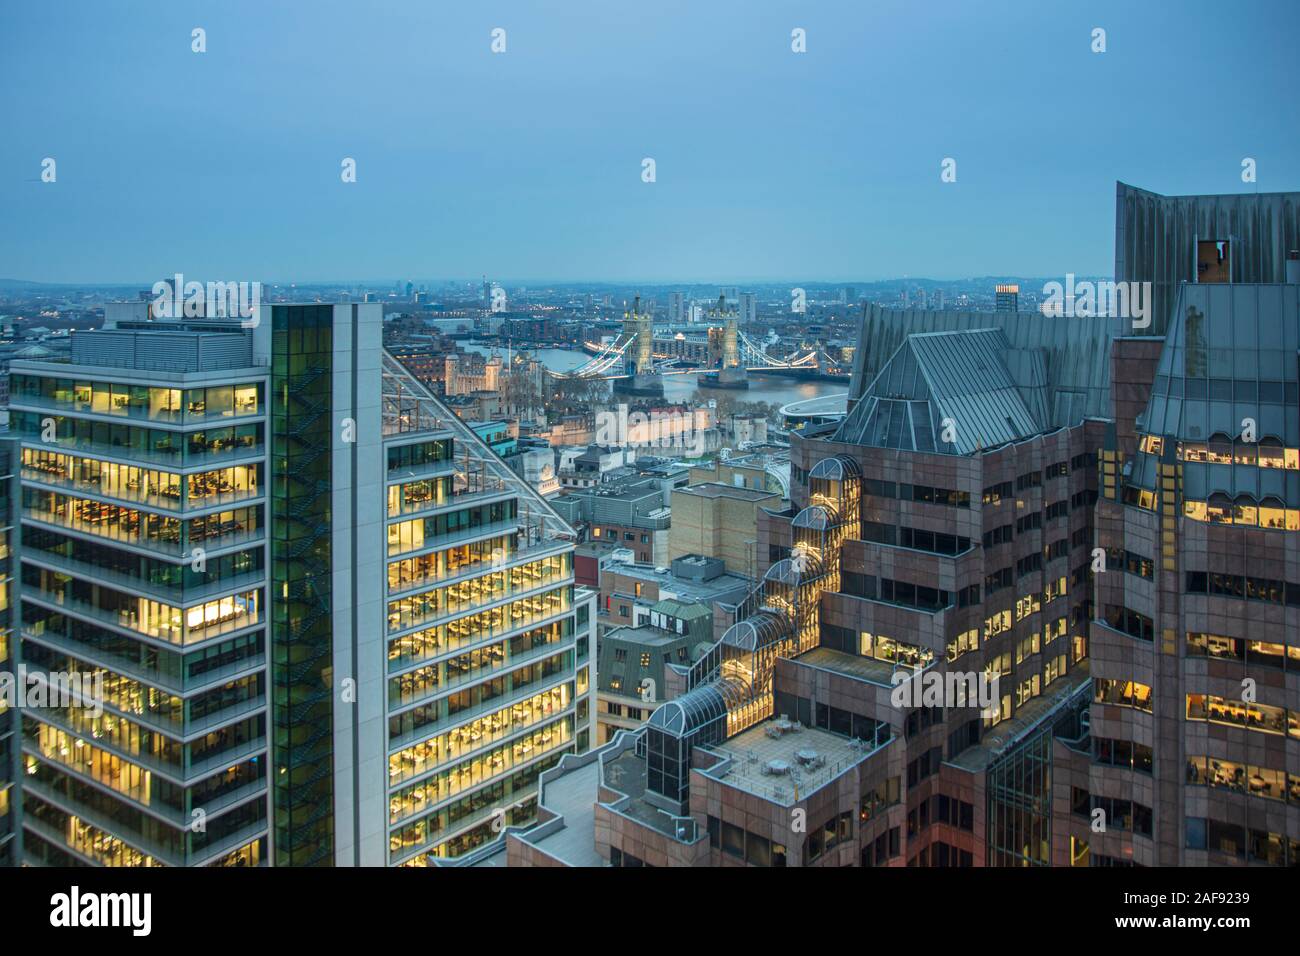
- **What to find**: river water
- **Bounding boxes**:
[466,344,846,410]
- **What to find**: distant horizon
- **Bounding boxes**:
[0,273,1116,290]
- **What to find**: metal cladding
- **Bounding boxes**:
[1114,182,1300,339]
[1129,282,1300,508]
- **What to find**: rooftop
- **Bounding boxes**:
[602,748,698,840]
[514,758,605,867]
[602,625,695,649]
[676,482,779,501]
[605,561,751,606]
[697,720,881,807]
[650,597,713,621]
[842,302,1112,445]
[792,646,901,687]
[780,393,849,419]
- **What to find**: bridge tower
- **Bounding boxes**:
[722,316,739,369]
[697,294,749,390]
[614,296,664,397]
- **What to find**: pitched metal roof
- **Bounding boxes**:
[835,328,1046,454]
[845,303,1112,434]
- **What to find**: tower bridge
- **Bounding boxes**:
[557,306,847,388]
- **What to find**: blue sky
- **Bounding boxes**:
[1,0,1296,283]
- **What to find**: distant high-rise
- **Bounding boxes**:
[668,292,686,324]
[738,292,757,325]
[995,284,1019,311]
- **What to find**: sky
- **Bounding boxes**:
[1,0,1297,284]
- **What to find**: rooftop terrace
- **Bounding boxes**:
[697,720,883,807]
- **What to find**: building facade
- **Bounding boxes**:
[1091,183,1300,867]
[668,482,779,577]
[3,302,594,867]
[10,318,272,867]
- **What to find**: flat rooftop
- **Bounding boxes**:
[677,482,778,501]
[516,759,604,867]
[698,720,876,807]
[792,646,900,687]
[606,562,751,605]
[601,625,692,649]
[779,393,849,418]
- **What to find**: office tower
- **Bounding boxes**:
[1092,183,1300,867]
[375,325,595,865]
[6,302,594,867]
[845,286,856,305]
[720,287,738,304]
[995,284,1019,312]
[935,289,945,310]
[0,441,14,866]
[668,292,686,325]
[11,310,272,867]
[738,292,757,325]
[917,288,928,310]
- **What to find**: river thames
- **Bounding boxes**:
[466,344,847,410]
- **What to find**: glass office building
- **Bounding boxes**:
[379,349,593,865]
[9,313,271,866]
[2,300,592,867]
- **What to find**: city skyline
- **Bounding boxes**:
[4,0,1300,918]
[2,1,1297,283]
